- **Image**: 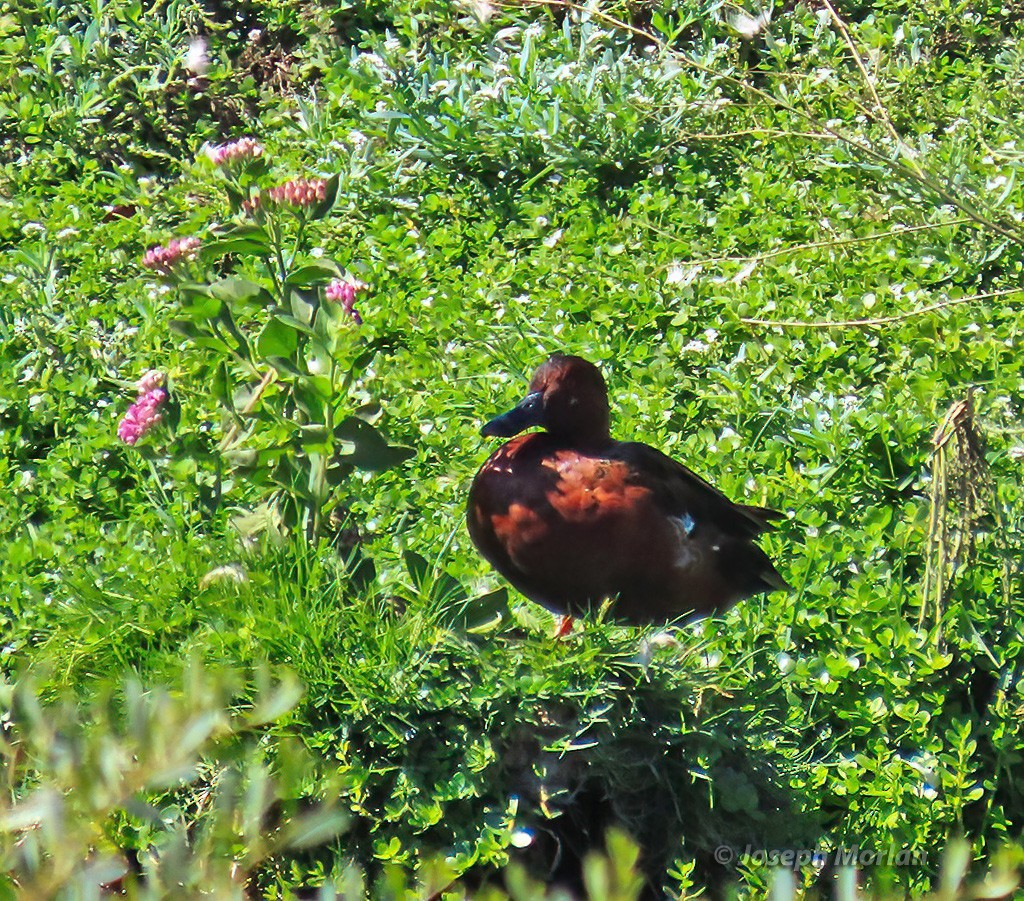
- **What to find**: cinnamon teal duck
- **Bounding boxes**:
[467,354,789,626]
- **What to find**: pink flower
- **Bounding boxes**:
[244,177,328,214]
[142,237,200,274]
[325,277,367,324]
[205,138,264,166]
[136,370,166,394]
[118,386,168,445]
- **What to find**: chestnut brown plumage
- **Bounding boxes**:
[467,354,789,625]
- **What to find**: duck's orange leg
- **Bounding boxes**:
[554,615,575,639]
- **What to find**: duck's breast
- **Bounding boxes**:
[469,437,683,606]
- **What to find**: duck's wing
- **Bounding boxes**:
[609,441,784,539]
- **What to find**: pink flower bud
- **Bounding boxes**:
[142,237,200,274]
[326,277,367,324]
[241,177,328,216]
[205,137,264,166]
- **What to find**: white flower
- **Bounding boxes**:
[462,0,494,22]
[667,263,701,287]
[728,8,772,39]
[357,52,386,69]
[476,78,511,100]
[185,37,208,75]
[732,260,757,284]
[199,563,249,589]
[543,229,564,248]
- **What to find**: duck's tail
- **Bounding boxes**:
[736,503,787,533]
[723,515,792,595]
[757,558,792,593]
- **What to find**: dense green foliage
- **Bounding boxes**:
[2,0,1024,895]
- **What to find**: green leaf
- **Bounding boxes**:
[169,318,202,340]
[442,588,509,634]
[297,424,331,452]
[211,360,232,407]
[404,550,431,589]
[171,322,233,356]
[286,261,341,290]
[289,287,318,327]
[333,416,414,471]
[210,276,272,308]
[272,313,316,337]
[257,317,300,359]
[201,224,271,258]
[177,283,223,320]
[309,173,340,220]
[217,307,252,362]
[293,376,332,415]
[266,356,305,378]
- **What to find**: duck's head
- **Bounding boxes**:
[480,353,611,444]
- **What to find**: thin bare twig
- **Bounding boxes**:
[818,0,923,175]
[647,218,972,269]
[739,286,1024,329]
[665,128,836,144]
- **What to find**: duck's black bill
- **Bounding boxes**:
[480,391,543,437]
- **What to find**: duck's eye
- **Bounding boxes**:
[481,390,545,437]
[521,392,542,414]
